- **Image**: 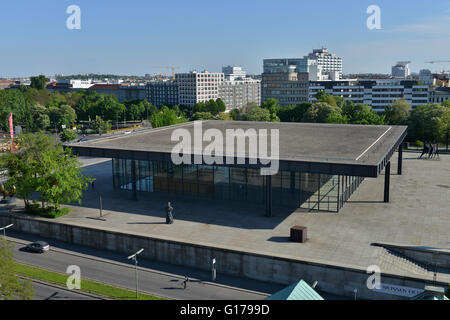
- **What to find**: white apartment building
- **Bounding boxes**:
[306,48,343,80]
[309,78,429,112]
[175,71,224,107]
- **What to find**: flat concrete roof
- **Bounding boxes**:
[67,121,407,177]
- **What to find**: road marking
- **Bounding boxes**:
[355,127,392,161]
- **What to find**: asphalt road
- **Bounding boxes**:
[32,281,101,300]
[8,231,279,300]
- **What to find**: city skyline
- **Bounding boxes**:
[1,0,450,77]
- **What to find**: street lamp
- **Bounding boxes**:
[127,248,144,299]
[212,258,216,282]
[0,224,13,239]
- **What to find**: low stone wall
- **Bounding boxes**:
[2,213,445,300]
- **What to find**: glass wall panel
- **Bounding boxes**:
[153,161,168,192]
[247,168,264,204]
[183,164,198,195]
[111,158,363,213]
[168,162,183,194]
[214,166,230,200]
[198,165,214,198]
[230,167,246,201]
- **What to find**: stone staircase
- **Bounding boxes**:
[378,249,450,283]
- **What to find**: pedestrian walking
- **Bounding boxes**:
[183,276,189,289]
[418,142,429,159]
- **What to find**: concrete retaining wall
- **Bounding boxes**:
[2,213,445,300]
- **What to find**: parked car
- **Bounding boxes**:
[26,241,50,253]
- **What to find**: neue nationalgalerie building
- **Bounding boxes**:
[68,121,406,216]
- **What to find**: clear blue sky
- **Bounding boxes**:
[1,0,450,77]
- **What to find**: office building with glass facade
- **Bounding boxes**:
[68,121,407,216]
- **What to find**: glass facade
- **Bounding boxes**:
[112,158,364,213]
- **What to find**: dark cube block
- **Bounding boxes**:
[290,226,307,243]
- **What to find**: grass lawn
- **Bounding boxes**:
[14,261,165,300]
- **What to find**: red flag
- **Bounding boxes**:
[9,112,14,151]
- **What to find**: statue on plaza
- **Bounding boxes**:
[166,202,174,224]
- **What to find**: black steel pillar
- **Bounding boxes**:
[131,160,137,201]
[397,143,403,175]
[384,161,390,203]
[265,175,272,217]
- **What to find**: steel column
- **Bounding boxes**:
[384,161,390,203]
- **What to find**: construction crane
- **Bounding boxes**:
[425,60,450,64]
[153,66,180,79]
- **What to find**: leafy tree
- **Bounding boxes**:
[0,133,92,211]
[142,101,157,121]
[325,112,348,124]
[241,107,272,122]
[315,90,327,101]
[36,143,92,210]
[342,102,384,125]
[0,133,54,207]
[56,105,77,129]
[384,100,411,125]
[216,98,226,113]
[261,98,278,113]
[93,116,111,134]
[0,90,30,131]
[60,129,78,142]
[302,102,342,123]
[192,112,214,120]
[276,103,311,122]
[30,75,48,90]
[151,106,188,128]
[0,237,34,300]
[408,103,447,143]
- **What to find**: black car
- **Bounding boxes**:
[26,241,50,253]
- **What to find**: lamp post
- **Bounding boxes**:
[212,258,216,282]
[127,249,144,299]
[0,224,13,239]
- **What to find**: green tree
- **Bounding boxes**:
[142,101,157,121]
[60,129,78,142]
[242,107,272,122]
[0,133,54,207]
[0,133,92,211]
[216,98,227,113]
[384,100,411,125]
[342,102,384,125]
[93,116,111,134]
[192,112,214,120]
[408,103,447,143]
[30,75,48,90]
[151,106,188,128]
[0,237,34,300]
[302,102,342,123]
[276,103,311,122]
[36,143,92,210]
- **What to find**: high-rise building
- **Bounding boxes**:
[146,80,179,106]
[175,71,224,107]
[218,77,261,110]
[222,66,246,81]
[392,61,411,78]
[261,72,309,106]
[263,48,343,80]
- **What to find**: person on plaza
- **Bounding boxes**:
[183,275,189,289]
[418,141,429,159]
